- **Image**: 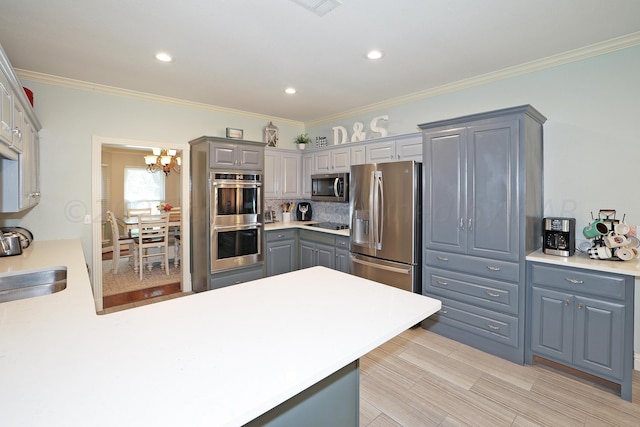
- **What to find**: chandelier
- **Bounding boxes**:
[144,148,181,175]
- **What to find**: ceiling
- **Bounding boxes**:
[1,0,639,123]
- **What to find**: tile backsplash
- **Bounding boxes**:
[265,199,349,224]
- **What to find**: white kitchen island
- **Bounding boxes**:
[0,240,441,427]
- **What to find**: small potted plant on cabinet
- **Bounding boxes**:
[294,133,311,150]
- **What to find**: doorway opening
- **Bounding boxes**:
[91,136,191,313]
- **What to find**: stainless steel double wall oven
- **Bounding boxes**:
[210,171,263,271]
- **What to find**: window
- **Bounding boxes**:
[124,167,165,213]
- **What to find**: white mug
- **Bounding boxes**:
[615,247,634,261]
[604,231,628,248]
[614,222,630,235]
[588,246,612,259]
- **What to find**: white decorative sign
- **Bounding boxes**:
[332,115,389,144]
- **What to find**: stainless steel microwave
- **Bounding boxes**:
[311,173,349,202]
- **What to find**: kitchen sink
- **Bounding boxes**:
[0,268,67,303]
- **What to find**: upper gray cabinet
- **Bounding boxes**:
[313,146,350,173]
[365,133,422,164]
[0,43,42,212]
[421,108,545,261]
[209,141,263,170]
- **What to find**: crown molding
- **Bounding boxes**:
[16,31,640,129]
[14,69,304,128]
[305,31,640,128]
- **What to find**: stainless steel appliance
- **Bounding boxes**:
[543,217,575,256]
[305,222,348,230]
[311,173,348,202]
[349,161,421,293]
[211,171,263,271]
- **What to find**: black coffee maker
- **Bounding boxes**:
[543,217,576,256]
[296,202,312,221]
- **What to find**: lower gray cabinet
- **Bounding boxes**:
[335,236,350,273]
[210,265,264,290]
[526,262,634,401]
[266,229,296,277]
[300,230,335,269]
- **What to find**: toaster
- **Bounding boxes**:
[0,232,23,257]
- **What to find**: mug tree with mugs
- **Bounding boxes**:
[582,209,639,261]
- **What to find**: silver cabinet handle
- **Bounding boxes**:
[468,218,473,231]
[486,292,500,298]
[459,218,465,230]
[440,310,448,314]
[436,280,448,286]
[565,277,584,284]
[436,256,449,262]
[565,300,570,306]
[578,303,583,309]
[486,323,500,330]
[486,266,501,271]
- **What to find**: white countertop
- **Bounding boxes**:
[265,220,350,237]
[0,240,440,427]
[526,249,640,277]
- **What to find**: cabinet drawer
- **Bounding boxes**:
[529,263,626,300]
[210,266,264,290]
[425,267,518,315]
[426,250,519,282]
[266,229,296,242]
[432,297,518,348]
[335,236,349,250]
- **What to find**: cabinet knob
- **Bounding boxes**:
[459,218,465,230]
[468,218,473,231]
[565,300,570,306]
[578,303,583,309]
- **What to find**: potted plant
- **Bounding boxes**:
[294,133,311,150]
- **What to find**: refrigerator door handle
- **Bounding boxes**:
[373,171,383,250]
[350,255,411,274]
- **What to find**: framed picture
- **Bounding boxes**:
[226,127,243,139]
[264,210,273,223]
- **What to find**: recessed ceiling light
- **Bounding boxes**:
[366,50,384,60]
[285,87,297,94]
[155,52,173,62]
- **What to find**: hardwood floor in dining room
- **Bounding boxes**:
[360,328,640,427]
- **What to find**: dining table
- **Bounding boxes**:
[117,214,181,237]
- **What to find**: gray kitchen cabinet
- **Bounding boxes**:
[313,146,350,173]
[350,145,365,166]
[210,264,265,290]
[526,262,633,401]
[266,229,297,276]
[299,229,336,270]
[365,140,395,163]
[420,105,546,364]
[209,141,263,170]
[264,149,301,199]
[364,133,422,164]
[0,44,42,212]
[335,236,350,273]
[301,152,313,198]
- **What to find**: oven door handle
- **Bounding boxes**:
[213,223,262,231]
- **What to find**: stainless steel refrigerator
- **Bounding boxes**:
[349,161,421,293]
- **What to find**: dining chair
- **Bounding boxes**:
[133,213,170,280]
[127,207,152,217]
[106,210,134,274]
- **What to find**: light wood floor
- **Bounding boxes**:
[360,327,640,426]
